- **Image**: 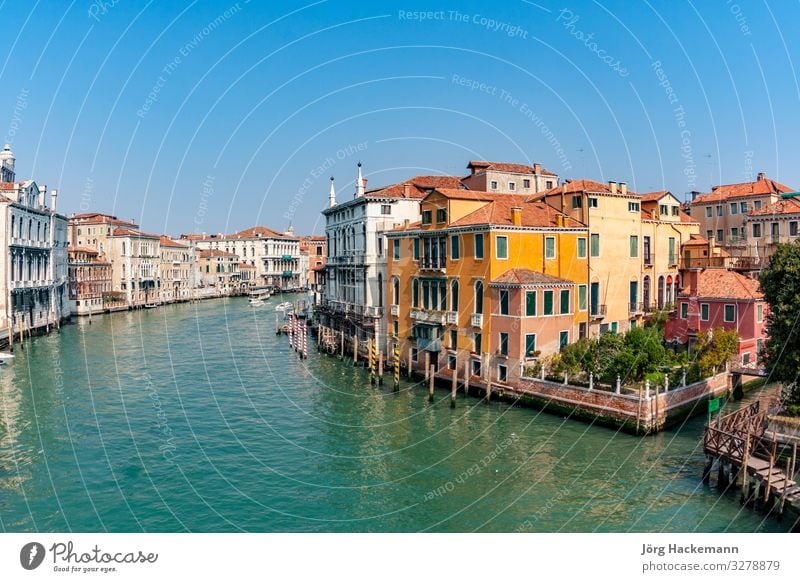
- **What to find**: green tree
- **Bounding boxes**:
[759,242,800,408]
[694,327,739,377]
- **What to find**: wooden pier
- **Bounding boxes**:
[704,400,799,523]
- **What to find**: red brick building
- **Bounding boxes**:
[68,246,113,315]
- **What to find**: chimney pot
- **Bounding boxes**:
[757,171,765,181]
[620,182,627,195]
[609,181,618,194]
[511,207,522,226]
[403,183,410,197]
[533,163,542,174]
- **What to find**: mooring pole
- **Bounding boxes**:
[428,364,435,402]
[451,366,457,408]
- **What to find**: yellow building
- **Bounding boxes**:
[538,181,699,336]
[386,188,588,384]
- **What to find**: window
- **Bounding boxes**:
[497,364,508,382]
[393,320,398,336]
[757,303,763,323]
[525,291,536,316]
[450,235,460,260]
[572,195,582,209]
[422,210,432,224]
[393,239,400,260]
[706,230,713,240]
[724,304,736,322]
[490,181,498,190]
[731,227,739,240]
[448,354,457,370]
[545,236,556,259]
[450,330,457,349]
[472,359,482,376]
[496,236,508,259]
[629,235,638,258]
[680,302,688,319]
[730,203,738,215]
[610,322,618,334]
[628,201,640,212]
[739,201,747,213]
[559,331,569,351]
[672,206,679,216]
[588,197,598,208]
[716,205,723,216]
[791,222,799,237]
[412,279,419,307]
[436,208,447,223]
[474,333,482,354]
[754,200,762,211]
[716,230,723,242]
[413,238,420,260]
[451,280,459,311]
[577,237,587,258]
[660,204,668,215]
[508,182,516,191]
[590,233,600,257]
[498,333,509,356]
[523,179,530,188]
[700,303,709,321]
[474,281,484,314]
[546,180,554,189]
[643,236,651,264]
[578,285,587,311]
[474,233,484,259]
[392,277,400,305]
[543,290,554,315]
[381,204,391,215]
[705,207,712,218]
[499,290,509,315]
[412,348,419,362]
[560,289,570,314]
[752,223,762,238]
[525,334,536,357]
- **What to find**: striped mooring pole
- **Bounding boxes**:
[393,343,400,391]
[288,315,294,349]
[369,338,376,385]
[303,323,308,359]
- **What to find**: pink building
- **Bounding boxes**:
[665,268,767,365]
[489,269,576,382]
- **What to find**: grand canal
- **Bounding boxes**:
[0,298,790,532]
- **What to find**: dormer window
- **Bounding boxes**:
[490,181,498,190]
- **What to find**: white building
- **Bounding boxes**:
[106,227,161,307]
[320,165,467,349]
[0,145,70,340]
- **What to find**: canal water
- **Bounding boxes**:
[0,298,791,532]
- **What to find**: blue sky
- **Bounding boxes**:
[1,0,798,235]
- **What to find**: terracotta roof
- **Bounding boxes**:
[180,233,222,241]
[159,235,187,248]
[683,269,763,301]
[447,195,584,229]
[639,190,669,202]
[68,245,99,255]
[680,211,698,223]
[365,175,466,199]
[231,226,295,239]
[748,196,800,217]
[238,263,256,269]
[0,182,16,190]
[111,227,160,238]
[391,220,423,232]
[691,176,793,204]
[198,249,238,258]
[491,268,574,287]
[536,179,636,198]
[467,160,557,177]
[683,234,710,247]
[68,212,139,227]
[0,194,13,203]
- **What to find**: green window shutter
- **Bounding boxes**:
[590,234,600,257]
[629,236,638,258]
[560,289,570,314]
[451,235,460,260]
[496,236,508,259]
[475,234,484,259]
[544,290,554,315]
[525,334,536,356]
[577,238,586,258]
[413,238,420,260]
[525,291,536,316]
[578,285,587,310]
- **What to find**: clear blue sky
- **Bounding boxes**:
[1,0,798,236]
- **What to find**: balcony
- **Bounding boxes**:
[643,254,652,267]
[628,302,645,315]
[679,257,729,270]
[471,313,483,328]
[390,304,399,316]
[446,311,458,325]
[282,271,293,277]
[281,255,293,261]
[668,255,678,268]
[589,304,606,320]
[419,257,446,271]
[410,309,446,325]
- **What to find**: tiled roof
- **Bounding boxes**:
[231,226,293,239]
[111,227,160,238]
[748,196,800,217]
[0,182,16,190]
[447,194,584,228]
[238,263,256,269]
[180,233,222,241]
[159,235,187,248]
[68,245,99,255]
[691,176,793,204]
[537,179,635,198]
[68,212,139,226]
[680,211,698,223]
[198,249,238,258]
[491,268,575,287]
[0,194,13,203]
[684,269,763,301]
[640,190,669,202]
[467,160,557,176]
[365,175,466,199]
[683,234,710,247]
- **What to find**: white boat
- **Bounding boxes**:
[144,303,159,309]
[275,302,293,312]
[0,352,14,365]
[249,298,264,306]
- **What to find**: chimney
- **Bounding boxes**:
[556,214,564,227]
[609,181,617,194]
[403,183,410,197]
[691,190,700,201]
[50,189,58,212]
[757,171,765,181]
[619,182,627,195]
[38,186,46,208]
[533,163,542,174]
[403,218,410,227]
[511,207,522,226]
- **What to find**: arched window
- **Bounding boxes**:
[666,275,673,306]
[657,276,665,309]
[392,277,399,306]
[642,275,651,309]
[412,278,419,307]
[11,216,15,238]
[474,280,484,314]
[451,280,459,312]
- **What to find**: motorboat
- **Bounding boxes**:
[275,302,293,312]
[0,352,14,365]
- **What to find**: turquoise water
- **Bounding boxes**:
[0,298,790,532]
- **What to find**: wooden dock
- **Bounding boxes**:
[704,400,799,521]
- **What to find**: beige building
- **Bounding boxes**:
[107,227,161,306]
[539,180,699,336]
[742,193,800,265]
[158,236,194,303]
[689,172,792,247]
[462,160,558,195]
[68,212,139,256]
[197,249,240,294]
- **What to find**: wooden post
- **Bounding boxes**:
[340,330,344,358]
[451,366,457,408]
[7,320,13,352]
[765,451,775,504]
[393,343,400,391]
[428,364,435,402]
[636,386,643,434]
[464,360,470,396]
[408,347,413,378]
[353,335,359,366]
[378,350,384,385]
[18,318,23,350]
[367,337,373,380]
[424,351,430,380]
[741,427,751,500]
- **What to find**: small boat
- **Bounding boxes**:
[0,352,14,365]
[144,303,159,309]
[249,298,264,306]
[275,302,293,312]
